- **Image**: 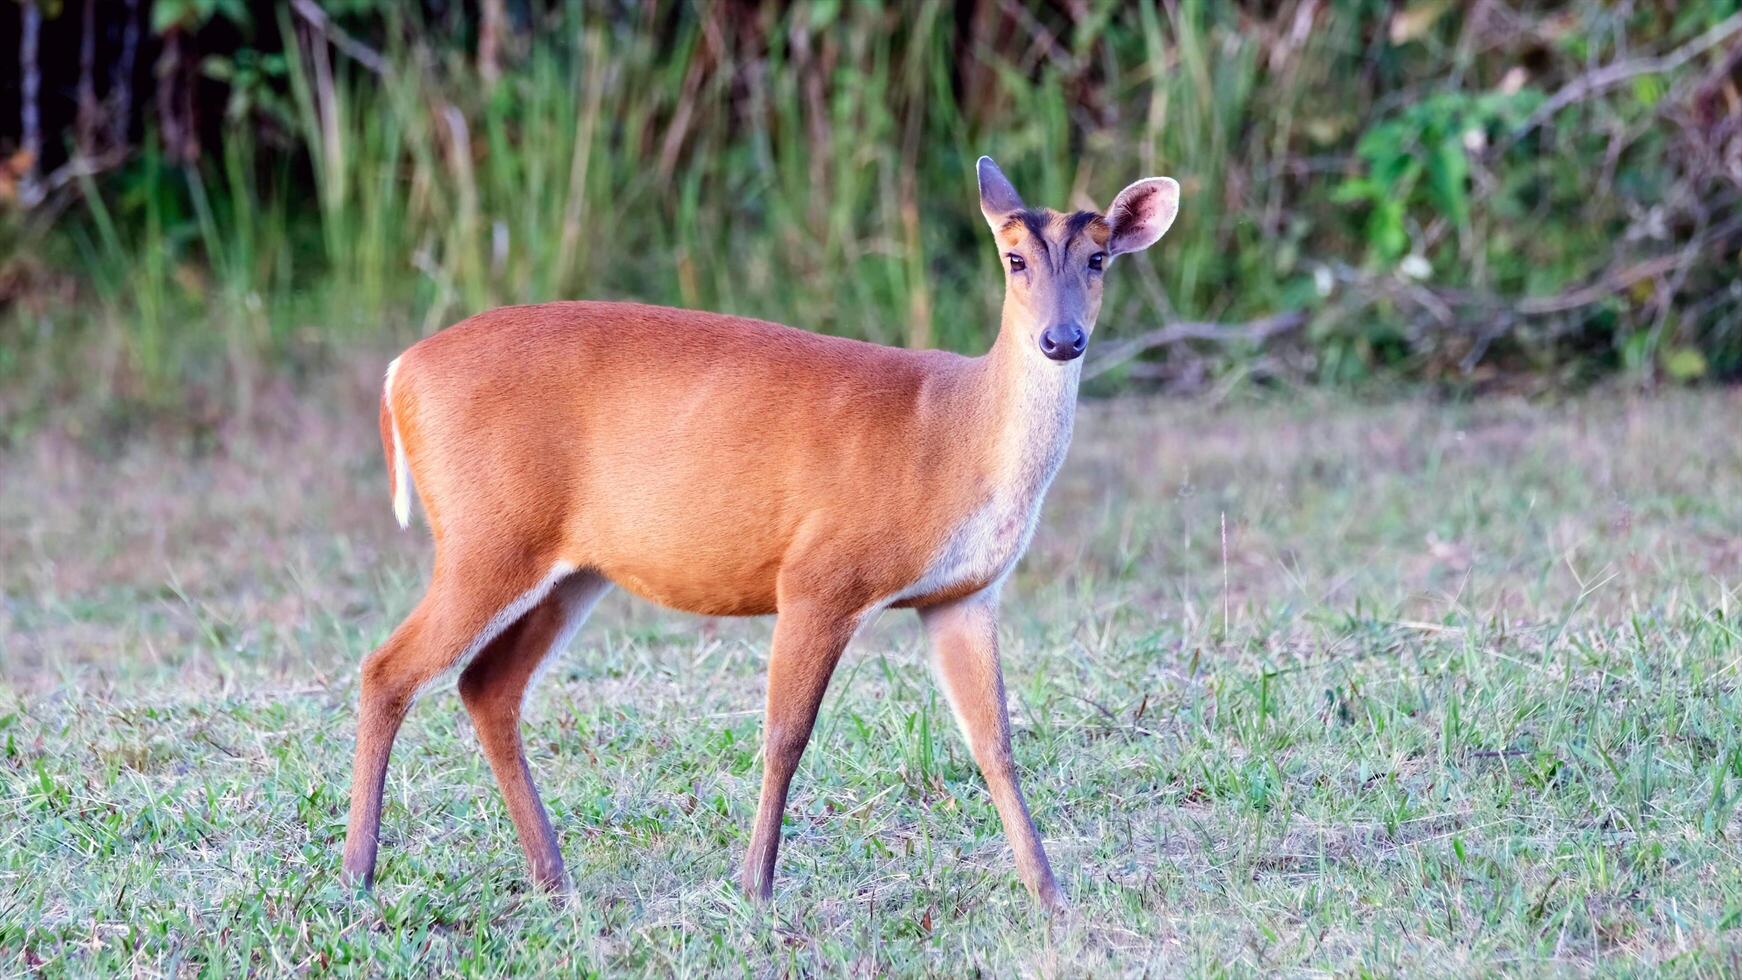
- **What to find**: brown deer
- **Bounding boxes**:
[342,157,1180,909]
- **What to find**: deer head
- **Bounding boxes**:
[977,156,1180,364]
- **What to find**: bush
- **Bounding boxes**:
[1,1,1739,428]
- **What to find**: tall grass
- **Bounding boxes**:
[6,1,1279,418]
[3,0,1736,428]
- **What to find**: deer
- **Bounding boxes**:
[341,157,1180,910]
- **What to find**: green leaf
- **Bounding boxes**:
[1428,138,1470,228]
[151,0,193,32]
[1663,347,1708,382]
[1331,178,1377,204]
[200,55,235,82]
[1632,75,1665,109]
[1370,199,1409,259]
[809,0,842,29]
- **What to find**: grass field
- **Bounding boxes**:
[4,380,1742,975]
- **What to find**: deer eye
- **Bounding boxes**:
[1007,253,1026,273]
[1088,252,1106,272]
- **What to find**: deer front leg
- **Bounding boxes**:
[739,602,857,902]
[919,590,1065,910]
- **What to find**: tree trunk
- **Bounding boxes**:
[76,0,99,155]
[156,27,198,164]
[110,0,141,150]
[479,0,506,88]
[19,0,42,206]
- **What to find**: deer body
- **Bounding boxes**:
[343,158,1179,910]
[386,301,1072,618]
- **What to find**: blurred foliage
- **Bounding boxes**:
[1,0,1741,432]
[1335,90,1543,260]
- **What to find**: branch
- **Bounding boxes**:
[290,0,388,77]
[40,150,130,194]
[1084,311,1310,381]
[1506,12,1742,146]
[1422,210,1742,317]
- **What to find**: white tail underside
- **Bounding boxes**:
[384,357,414,528]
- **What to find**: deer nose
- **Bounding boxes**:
[1039,324,1087,362]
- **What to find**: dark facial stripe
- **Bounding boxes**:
[1064,210,1102,240]
[1015,209,1052,262]
[1017,209,1051,241]
[1001,209,1102,267]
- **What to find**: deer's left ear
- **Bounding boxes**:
[1106,177,1180,255]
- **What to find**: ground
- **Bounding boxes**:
[3,380,1742,976]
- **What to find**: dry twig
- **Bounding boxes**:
[1504,13,1742,150]
[290,0,389,77]
[1084,312,1310,381]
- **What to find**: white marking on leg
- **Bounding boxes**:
[384,357,414,529]
[411,561,578,704]
[525,575,612,701]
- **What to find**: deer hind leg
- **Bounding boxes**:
[739,602,860,902]
[341,556,577,889]
[919,590,1065,910]
[457,571,610,891]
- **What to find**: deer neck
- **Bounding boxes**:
[968,315,1082,507]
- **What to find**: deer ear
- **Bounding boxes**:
[1106,177,1180,255]
[977,156,1025,230]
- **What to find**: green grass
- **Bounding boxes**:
[4,386,1742,974]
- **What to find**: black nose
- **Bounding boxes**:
[1039,324,1087,362]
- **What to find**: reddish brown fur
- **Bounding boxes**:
[341,158,1180,911]
[394,303,1012,614]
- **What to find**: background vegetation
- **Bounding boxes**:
[6,4,1742,974]
[2,1,1740,436]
